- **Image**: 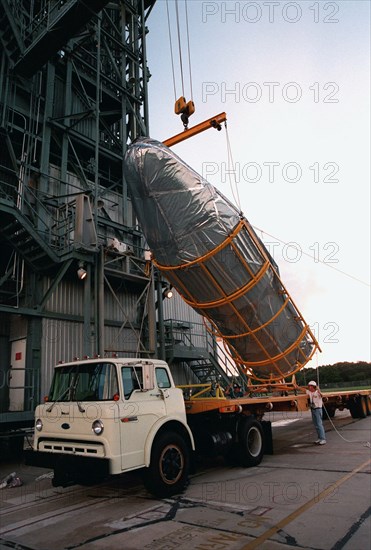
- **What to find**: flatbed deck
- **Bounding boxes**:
[180,383,371,417]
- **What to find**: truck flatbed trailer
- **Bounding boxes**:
[321,388,371,419]
[180,383,371,419]
[184,394,308,416]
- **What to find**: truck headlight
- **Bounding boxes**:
[92,420,104,435]
[35,419,43,432]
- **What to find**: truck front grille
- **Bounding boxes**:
[39,440,105,457]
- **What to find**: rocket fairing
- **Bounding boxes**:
[124,138,319,381]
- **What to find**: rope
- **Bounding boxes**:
[316,354,370,447]
[254,225,370,288]
[322,404,370,447]
[175,0,185,97]
[166,0,177,101]
[184,0,193,101]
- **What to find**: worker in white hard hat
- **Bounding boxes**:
[306,381,326,445]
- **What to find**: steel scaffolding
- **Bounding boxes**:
[0,0,157,426]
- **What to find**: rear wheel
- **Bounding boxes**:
[238,417,264,467]
[144,431,190,498]
[349,396,368,419]
[365,396,371,416]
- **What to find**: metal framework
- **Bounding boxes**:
[0,0,238,428]
[0,0,157,426]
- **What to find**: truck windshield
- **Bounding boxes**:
[48,362,119,402]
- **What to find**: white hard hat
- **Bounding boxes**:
[308,380,317,386]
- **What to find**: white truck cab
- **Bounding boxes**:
[27,358,194,497]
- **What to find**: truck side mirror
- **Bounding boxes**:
[142,363,155,391]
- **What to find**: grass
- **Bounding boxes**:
[322,385,371,392]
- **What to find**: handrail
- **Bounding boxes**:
[0,179,74,254]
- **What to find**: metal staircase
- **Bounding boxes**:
[186,354,231,386]
[0,0,25,65]
[0,0,112,76]
[0,181,79,271]
[164,320,244,387]
[0,204,59,271]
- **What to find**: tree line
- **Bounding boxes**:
[295,361,371,386]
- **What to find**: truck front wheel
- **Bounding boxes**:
[238,417,264,467]
[144,431,190,498]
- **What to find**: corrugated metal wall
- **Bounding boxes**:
[163,289,204,326]
[43,278,84,316]
[41,318,84,396]
[42,277,142,322]
[104,326,141,356]
[104,285,140,324]
[40,320,140,396]
[40,276,146,394]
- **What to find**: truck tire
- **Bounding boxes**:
[144,431,190,498]
[349,396,367,419]
[238,417,264,467]
[359,396,368,418]
[365,396,371,416]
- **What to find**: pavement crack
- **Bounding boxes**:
[0,538,37,550]
[277,528,299,546]
[64,496,248,549]
[331,505,371,550]
[64,499,181,549]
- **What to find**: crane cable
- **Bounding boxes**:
[225,122,241,211]
[184,0,194,102]
[166,0,194,104]
[175,0,185,98]
[166,0,177,101]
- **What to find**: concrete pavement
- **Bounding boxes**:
[0,410,370,549]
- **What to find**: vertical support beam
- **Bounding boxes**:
[39,62,55,230]
[83,263,91,356]
[140,0,150,134]
[98,247,105,356]
[120,1,128,225]
[156,274,165,360]
[0,50,10,127]
[61,59,72,183]
[0,51,6,119]
[25,317,42,412]
[24,270,42,411]
[147,266,157,357]
[94,15,101,237]
[0,334,10,413]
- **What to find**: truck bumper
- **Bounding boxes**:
[24,449,110,486]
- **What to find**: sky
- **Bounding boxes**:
[145,0,370,367]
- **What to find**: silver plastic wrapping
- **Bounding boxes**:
[124,138,317,380]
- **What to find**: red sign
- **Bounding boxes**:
[15,352,22,361]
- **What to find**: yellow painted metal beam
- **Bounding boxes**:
[163,112,227,147]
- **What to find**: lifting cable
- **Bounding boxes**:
[167,0,195,127]
[225,122,241,211]
[166,0,177,102]
[175,0,185,98]
[184,0,194,103]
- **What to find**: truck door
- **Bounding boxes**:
[119,364,166,470]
